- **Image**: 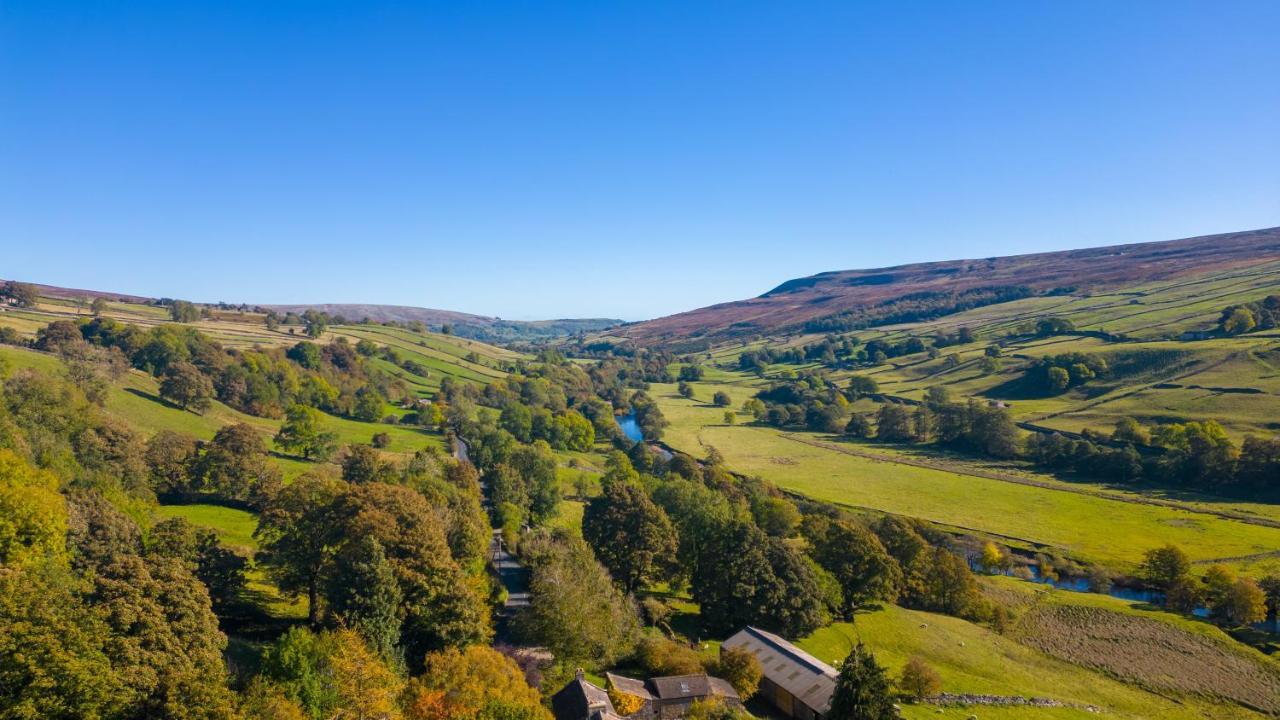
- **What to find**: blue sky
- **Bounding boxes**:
[2,2,1278,321]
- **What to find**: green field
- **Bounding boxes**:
[652,381,1280,576]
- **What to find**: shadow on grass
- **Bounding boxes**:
[124,386,187,411]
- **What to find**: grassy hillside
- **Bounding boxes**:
[0,294,523,626]
[616,226,1280,346]
[794,575,1278,719]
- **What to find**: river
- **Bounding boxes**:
[617,412,644,443]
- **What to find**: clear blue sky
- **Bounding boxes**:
[2,1,1278,321]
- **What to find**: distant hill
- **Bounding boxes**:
[261,304,621,343]
[0,282,620,343]
[615,226,1280,348]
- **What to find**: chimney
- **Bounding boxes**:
[576,667,585,682]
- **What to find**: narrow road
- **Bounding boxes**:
[455,436,532,620]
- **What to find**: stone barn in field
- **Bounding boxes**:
[722,626,836,720]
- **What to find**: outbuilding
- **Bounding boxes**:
[721,626,837,720]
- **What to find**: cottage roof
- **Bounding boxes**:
[551,674,616,720]
[605,672,654,700]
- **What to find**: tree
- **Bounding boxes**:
[827,643,896,720]
[258,627,340,718]
[582,480,678,593]
[145,430,200,494]
[276,404,340,461]
[897,655,941,700]
[0,564,130,719]
[847,375,879,400]
[353,387,386,422]
[90,297,108,316]
[636,636,704,676]
[1221,307,1257,335]
[200,422,283,501]
[1046,366,1071,394]
[1140,544,1190,589]
[713,391,732,407]
[160,361,214,412]
[91,554,239,719]
[2,281,39,307]
[980,542,1006,574]
[326,536,403,659]
[913,547,981,617]
[694,520,827,637]
[343,444,392,484]
[407,645,551,720]
[302,310,328,339]
[711,647,763,699]
[329,628,403,720]
[874,404,914,442]
[515,531,641,669]
[169,299,201,323]
[287,341,323,370]
[1219,578,1267,625]
[803,516,902,614]
[0,449,68,568]
[1165,576,1203,614]
[678,381,694,399]
[845,413,873,438]
[327,483,491,660]
[257,474,346,625]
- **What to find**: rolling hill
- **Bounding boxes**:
[1,280,621,343]
[615,226,1280,348]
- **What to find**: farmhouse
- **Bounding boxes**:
[551,669,741,720]
[722,626,836,720]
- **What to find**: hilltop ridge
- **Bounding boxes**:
[615,226,1280,347]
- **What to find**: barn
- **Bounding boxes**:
[721,626,837,720]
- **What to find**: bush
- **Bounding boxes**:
[636,637,703,676]
[897,655,941,700]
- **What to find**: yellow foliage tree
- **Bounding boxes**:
[331,628,403,720]
[407,645,550,720]
[0,449,68,567]
[608,687,646,716]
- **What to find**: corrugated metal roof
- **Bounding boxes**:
[722,626,837,713]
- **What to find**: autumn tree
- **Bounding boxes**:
[897,655,941,700]
[329,629,403,720]
[0,449,67,568]
[710,646,763,699]
[406,645,551,720]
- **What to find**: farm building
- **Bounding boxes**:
[551,669,741,720]
[722,626,836,720]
